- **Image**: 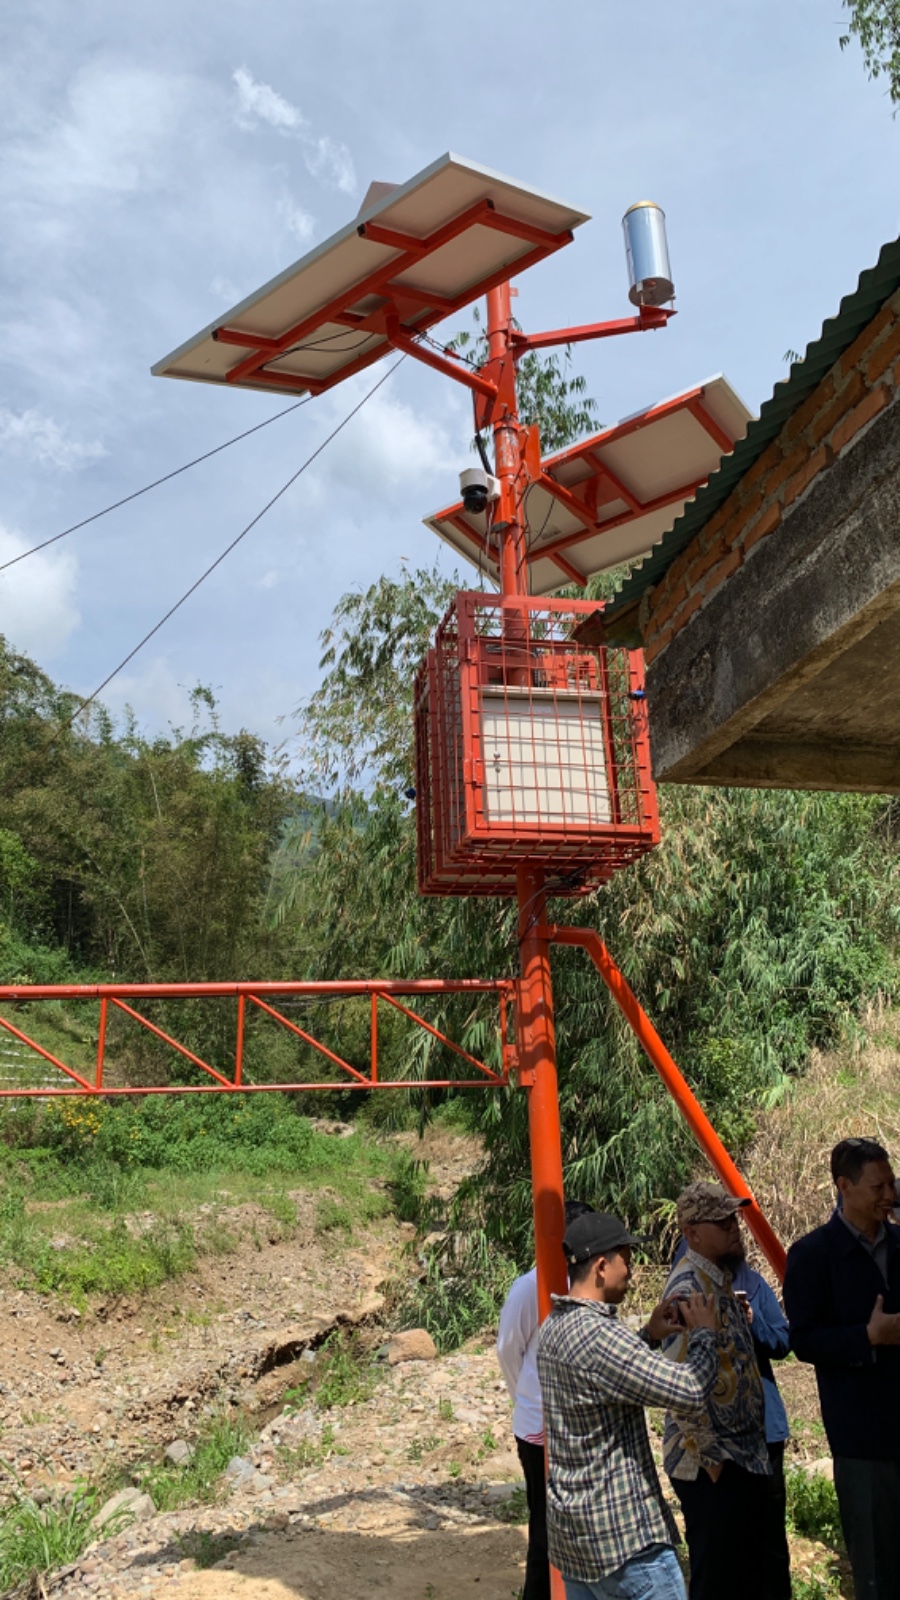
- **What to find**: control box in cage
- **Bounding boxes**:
[414,592,659,896]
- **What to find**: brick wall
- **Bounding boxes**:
[639,287,900,666]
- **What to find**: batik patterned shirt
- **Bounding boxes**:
[537,1294,718,1582]
[661,1248,769,1481]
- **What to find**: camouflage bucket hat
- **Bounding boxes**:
[676,1180,751,1229]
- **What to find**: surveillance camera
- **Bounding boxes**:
[460,467,501,516]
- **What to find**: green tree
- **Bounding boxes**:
[297,564,455,794]
[841,0,900,102]
[0,638,294,982]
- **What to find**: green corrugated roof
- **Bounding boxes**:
[604,235,900,642]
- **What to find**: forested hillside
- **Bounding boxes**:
[1,589,898,1265]
[0,641,295,985]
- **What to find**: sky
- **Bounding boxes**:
[0,0,896,756]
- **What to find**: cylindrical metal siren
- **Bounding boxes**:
[622,201,674,308]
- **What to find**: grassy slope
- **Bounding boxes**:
[0,1095,413,1304]
[746,1001,900,1246]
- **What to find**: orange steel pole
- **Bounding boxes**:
[486,281,567,1321]
[518,864,567,1319]
[546,924,787,1281]
[96,997,108,1090]
[487,288,568,1600]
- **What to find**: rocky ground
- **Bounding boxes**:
[0,1196,396,1494]
[50,1344,530,1600]
[31,1337,848,1600]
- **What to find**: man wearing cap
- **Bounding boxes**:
[538,1210,718,1600]
[497,1199,596,1600]
[660,1182,771,1600]
[784,1136,900,1600]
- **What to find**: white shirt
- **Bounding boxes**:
[496,1267,544,1444]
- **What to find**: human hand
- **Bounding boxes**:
[867,1294,900,1346]
[644,1296,684,1342]
[680,1293,717,1333]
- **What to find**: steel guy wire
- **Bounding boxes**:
[0,397,314,575]
[24,359,403,758]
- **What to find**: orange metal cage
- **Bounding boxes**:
[0,980,516,1097]
[415,592,660,896]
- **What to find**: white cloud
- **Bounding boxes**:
[0,524,80,660]
[303,136,355,196]
[210,275,243,303]
[231,66,356,194]
[0,408,106,470]
[100,653,297,748]
[277,195,316,246]
[318,378,460,499]
[100,655,199,731]
[233,66,303,134]
[3,63,193,209]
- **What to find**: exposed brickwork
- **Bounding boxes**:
[639,288,900,666]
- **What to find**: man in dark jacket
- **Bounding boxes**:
[783,1137,900,1600]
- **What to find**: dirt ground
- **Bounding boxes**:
[1,1125,851,1599]
[0,1128,479,1492]
[176,1524,527,1600]
[0,1193,398,1490]
[47,1336,535,1600]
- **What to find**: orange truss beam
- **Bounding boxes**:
[0,980,515,1097]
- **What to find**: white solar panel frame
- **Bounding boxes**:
[152,153,590,397]
[424,375,753,593]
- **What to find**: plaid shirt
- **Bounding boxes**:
[661,1249,769,1482]
[537,1295,718,1582]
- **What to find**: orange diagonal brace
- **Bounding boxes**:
[686,396,736,455]
[538,470,596,527]
[537,478,707,561]
[0,1013,95,1092]
[376,992,504,1082]
[385,317,499,400]
[110,998,233,1088]
[246,994,371,1084]
[544,925,787,1280]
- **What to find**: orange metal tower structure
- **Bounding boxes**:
[1,160,786,1317]
[410,280,784,1327]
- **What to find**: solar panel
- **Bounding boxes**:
[424,374,752,593]
[152,153,589,399]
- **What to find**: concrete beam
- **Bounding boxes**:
[686,737,900,793]
[646,393,900,788]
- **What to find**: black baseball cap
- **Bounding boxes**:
[563,1211,645,1266]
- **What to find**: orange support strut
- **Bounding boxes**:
[545,924,787,1282]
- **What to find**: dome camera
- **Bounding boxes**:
[460,467,501,516]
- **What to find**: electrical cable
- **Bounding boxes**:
[515,867,589,946]
[474,426,494,479]
[265,331,375,363]
[0,397,314,576]
[57,357,405,734]
[521,478,557,600]
[419,330,481,370]
[522,479,555,552]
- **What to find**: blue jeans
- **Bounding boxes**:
[563,1544,686,1600]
